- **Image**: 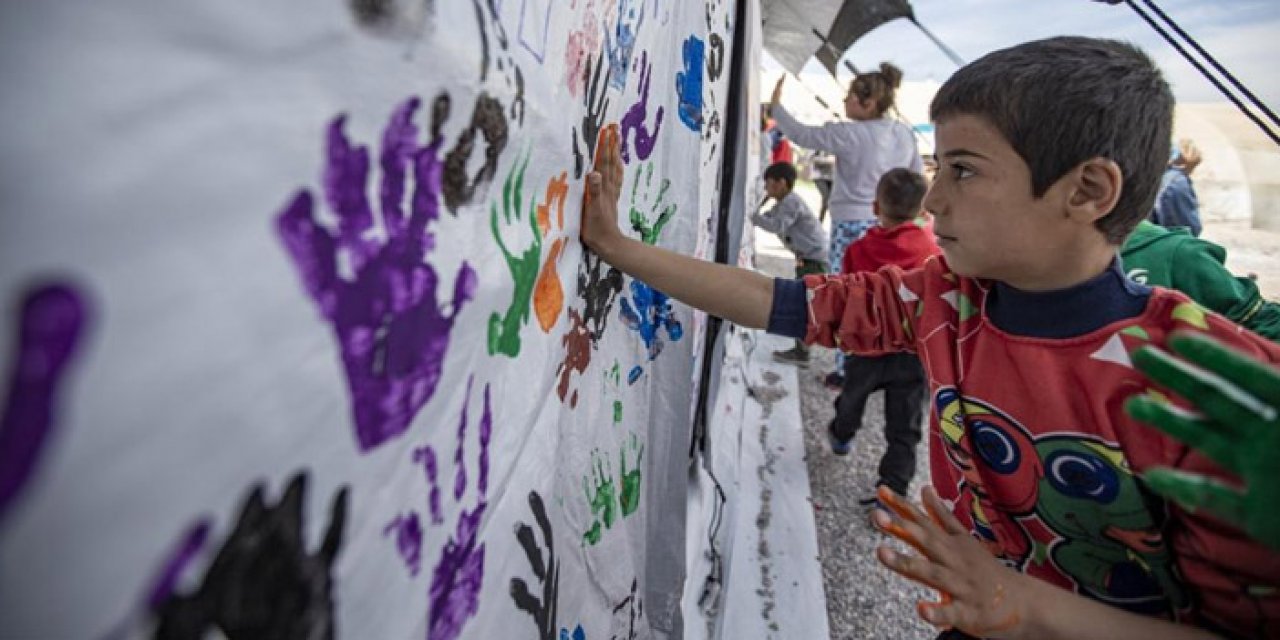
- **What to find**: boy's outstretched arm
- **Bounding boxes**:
[874,486,1219,640]
[581,125,775,330]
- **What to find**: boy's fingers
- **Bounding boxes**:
[919,601,1020,636]
[878,485,930,527]
[1168,332,1280,409]
[922,486,967,536]
[1131,345,1267,436]
[1143,467,1246,525]
[1125,395,1241,474]
[876,545,960,597]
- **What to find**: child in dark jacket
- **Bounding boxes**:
[830,169,940,506]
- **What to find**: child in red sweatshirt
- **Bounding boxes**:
[831,169,940,508]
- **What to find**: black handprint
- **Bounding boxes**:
[706,33,725,82]
[511,491,559,640]
[610,578,644,640]
[577,249,624,346]
[572,51,612,179]
[442,93,510,214]
[151,472,349,640]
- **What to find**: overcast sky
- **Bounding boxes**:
[765,0,1280,113]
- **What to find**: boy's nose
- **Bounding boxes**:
[922,183,944,216]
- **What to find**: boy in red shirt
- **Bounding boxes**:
[582,36,1280,639]
[830,169,939,512]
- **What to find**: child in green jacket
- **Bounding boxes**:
[1121,220,1280,341]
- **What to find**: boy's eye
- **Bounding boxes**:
[951,164,974,180]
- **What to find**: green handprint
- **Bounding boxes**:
[1125,332,1280,550]
[628,162,675,246]
[619,433,644,517]
[489,150,541,358]
[582,449,616,546]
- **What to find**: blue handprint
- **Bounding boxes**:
[276,94,478,453]
[619,279,683,361]
[675,35,704,132]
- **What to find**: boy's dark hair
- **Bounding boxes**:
[764,162,797,189]
[930,36,1173,244]
[876,168,928,222]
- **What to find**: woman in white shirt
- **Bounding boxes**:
[769,63,922,386]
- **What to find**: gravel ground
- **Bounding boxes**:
[755,251,936,640]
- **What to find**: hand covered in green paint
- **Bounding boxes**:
[488,151,541,357]
[1125,332,1280,550]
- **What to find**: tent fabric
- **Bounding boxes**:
[761,0,914,75]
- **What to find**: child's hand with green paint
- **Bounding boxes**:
[1126,331,1280,550]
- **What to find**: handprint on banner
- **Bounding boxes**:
[582,449,617,545]
[443,93,510,214]
[415,444,445,525]
[619,433,643,517]
[564,0,601,98]
[149,473,349,639]
[572,52,612,179]
[675,35,705,132]
[578,251,625,345]
[561,624,587,640]
[604,0,646,91]
[488,151,542,357]
[620,279,683,360]
[469,0,526,124]
[610,578,644,640]
[706,33,724,82]
[534,172,571,333]
[511,491,560,640]
[628,162,675,245]
[424,377,492,640]
[619,51,664,165]
[0,283,89,526]
[556,309,592,408]
[276,95,479,453]
[582,435,644,545]
[383,511,424,576]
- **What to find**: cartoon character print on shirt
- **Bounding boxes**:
[935,388,1037,568]
[934,387,1189,618]
[1034,436,1188,615]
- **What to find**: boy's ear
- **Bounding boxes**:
[1065,157,1123,223]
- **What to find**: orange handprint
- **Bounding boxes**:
[534,172,570,332]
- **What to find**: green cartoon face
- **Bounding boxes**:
[1035,437,1162,552]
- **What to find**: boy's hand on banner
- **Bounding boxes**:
[1126,331,1280,550]
[581,124,624,255]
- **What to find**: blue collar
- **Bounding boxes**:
[986,258,1151,338]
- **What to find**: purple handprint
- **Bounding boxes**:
[0,282,89,525]
[619,279,683,361]
[276,95,478,453]
[425,376,492,640]
[619,51,664,165]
